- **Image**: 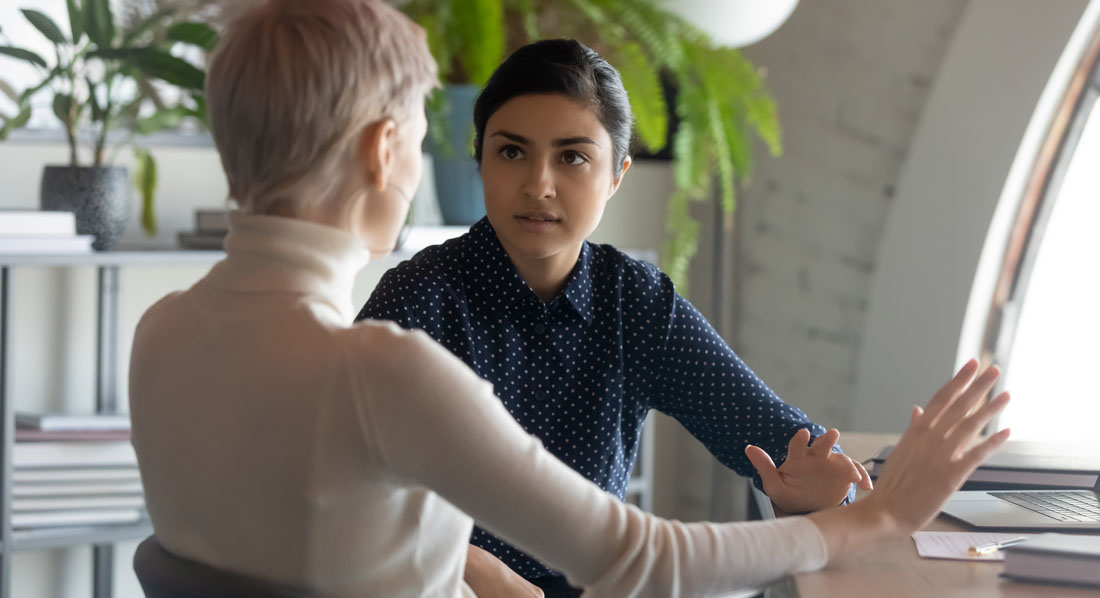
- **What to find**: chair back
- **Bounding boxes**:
[133,535,304,597]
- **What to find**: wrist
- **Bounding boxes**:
[806,497,903,563]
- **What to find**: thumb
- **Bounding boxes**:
[745,445,781,489]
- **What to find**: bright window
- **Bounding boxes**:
[997,93,1100,443]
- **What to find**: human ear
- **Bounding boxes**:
[358,118,398,191]
[607,156,632,199]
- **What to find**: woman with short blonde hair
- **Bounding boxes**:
[130,1,1010,596]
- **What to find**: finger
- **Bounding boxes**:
[809,428,840,457]
[786,428,812,459]
[959,426,1012,474]
[947,391,1010,445]
[745,445,782,489]
[922,359,979,421]
[853,458,873,491]
[934,365,1000,433]
[826,453,862,484]
[910,405,924,426]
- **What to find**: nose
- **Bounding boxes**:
[521,156,555,200]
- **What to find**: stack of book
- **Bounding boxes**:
[177,208,230,250]
[870,440,1100,489]
[12,412,145,529]
[1003,533,1100,587]
[0,211,93,254]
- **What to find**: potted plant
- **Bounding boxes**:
[398,0,781,289]
[0,0,218,249]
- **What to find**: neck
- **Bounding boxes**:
[499,241,582,303]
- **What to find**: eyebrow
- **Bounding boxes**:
[489,130,600,147]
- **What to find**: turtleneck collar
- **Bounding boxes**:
[201,211,371,323]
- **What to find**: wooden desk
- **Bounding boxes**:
[759,433,1100,598]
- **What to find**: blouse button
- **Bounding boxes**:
[535,390,547,401]
[533,323,546,335]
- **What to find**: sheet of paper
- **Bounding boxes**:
[911,531,1031,561]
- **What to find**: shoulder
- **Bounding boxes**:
[343,319,474,378]
[587,242,675,303]
[367,231,474,307]
[340,319,490,404]
[133,291,186,341]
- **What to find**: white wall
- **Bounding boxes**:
[853,0,1093,432]
[727,0,971,431]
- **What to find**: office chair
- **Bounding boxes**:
[134,535,304,597]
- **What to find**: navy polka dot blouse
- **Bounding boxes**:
[357,217,853,581]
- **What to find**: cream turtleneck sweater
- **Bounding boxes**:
[129,212,829,597]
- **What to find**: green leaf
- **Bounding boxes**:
[0,46,48,68]
[92,47,205,90]
[135,105,189,135]
[661,189,701,291]
[52,93,74,125]
[11,105,32,128]
[83,0,115,48]
[0,105,32,141]
[614,42,666,153]
[22,9,67,45]
[19,67,61,104]
[134,148,158,236]
[454,0,504,86]
[0,79,18,103]
[67,0,84,43]
[166,22,218,52]
[419,13,452,83]
[86,77,104,121]
[135,50,204,90]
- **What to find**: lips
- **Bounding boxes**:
[515,211,560,222]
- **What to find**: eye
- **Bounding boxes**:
[561,150,588,166]
[499,145,524,160]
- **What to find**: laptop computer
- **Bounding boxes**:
[941,475,1100,530]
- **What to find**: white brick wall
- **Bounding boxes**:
[727,0,970,428]
[675,0,971,521]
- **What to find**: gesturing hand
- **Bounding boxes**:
[862,359,1011,535]
[746,428,873,513]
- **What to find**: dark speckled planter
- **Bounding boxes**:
[40,166,132,251]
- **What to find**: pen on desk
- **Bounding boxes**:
[968,536,1028,556]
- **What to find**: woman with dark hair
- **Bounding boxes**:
[356,39,951,597]
[133,8,1010,594]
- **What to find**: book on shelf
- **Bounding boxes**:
[16,411,131,432]
[13,495,145,512]
[11,508,144,529]
[13,440,137,469]
[177,231,226,250]
[14,480,144,497]
[0,235,94,254]
[1002,533,1100,587]
[15,428,131,442]
[195,209,230,234]
[870,441,1100,489]
[0,210,76,236]
[13,466,141,484]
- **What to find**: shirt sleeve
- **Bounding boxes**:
[350,324,830,596]
[648,289,856,504]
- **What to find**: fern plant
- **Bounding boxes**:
[397,0,781,289]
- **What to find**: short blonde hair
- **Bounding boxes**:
[206,0,438,213]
